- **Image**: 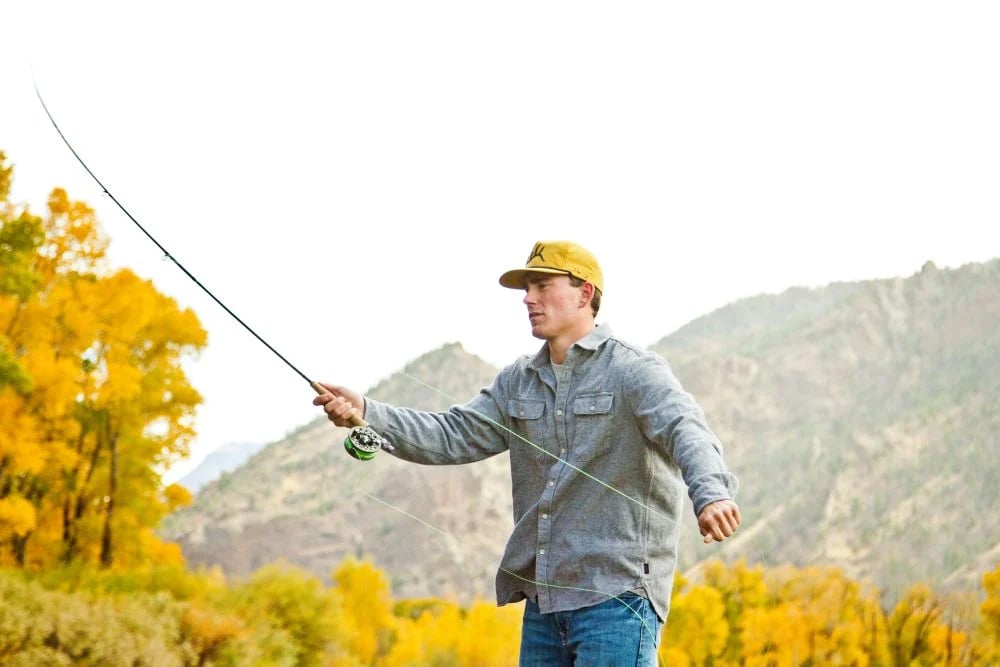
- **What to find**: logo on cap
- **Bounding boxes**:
[527,243,546,264]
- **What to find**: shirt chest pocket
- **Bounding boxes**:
[570,392,615,462]
[507,398,554,460]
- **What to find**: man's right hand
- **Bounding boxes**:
[312,383,365,427]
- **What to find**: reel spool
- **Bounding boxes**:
[344,425,387,461]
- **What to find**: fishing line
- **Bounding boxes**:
[395,369,696,532]
[359,485,666,666]
[35,80,774,661]
[34,80,709,536]
[362,492,459,546]
[379,368,780,657]
[363,430,777,663]
[497,567,666,666]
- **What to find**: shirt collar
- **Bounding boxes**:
[528,322,614,370]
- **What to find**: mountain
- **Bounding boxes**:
[656,259,1000,598]
[176,441,267,494]
[161,343,509,602]
[161,259,1000,603]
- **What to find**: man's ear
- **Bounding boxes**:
[579,282,595,308]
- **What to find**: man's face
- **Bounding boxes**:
[522,272,585,340]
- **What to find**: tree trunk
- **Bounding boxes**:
[99,419,117,568]
[62,427,99,565]
[12,533,28,566]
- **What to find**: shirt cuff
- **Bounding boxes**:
[690,471,739,517]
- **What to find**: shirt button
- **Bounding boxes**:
[542,513,549,519]
[556,409,563,416]
[539,549,546,555]
[519,410,524,416]
[547,480,554,487]
[560,448,567,456]
[590,405,596,411]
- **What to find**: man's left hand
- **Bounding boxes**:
[698,499,741,544]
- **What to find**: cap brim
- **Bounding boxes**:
[498,267,571,289]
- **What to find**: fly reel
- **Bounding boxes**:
[344,425,391,461]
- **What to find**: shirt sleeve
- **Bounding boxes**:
[625,354,739,517]
[361,369,511,465]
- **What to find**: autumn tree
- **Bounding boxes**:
[696,558,770,664]
[0,151,204,569]
[332,556,396,663]
[660,583,729,666]
[226,562,341,665]
[977,564,1000,664]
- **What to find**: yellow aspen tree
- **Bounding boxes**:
[331,557,396,663]
[1,154,205,568]
[456,600,521,667]
[975,564,1000,664]
[0,154,58,566]
[700,559,769,663]
[771,566,873,665]
[740,603,812,667]
[887,584,945,666]
[19,274,105,567]
[660,583,729,666]
[388,600,464,666]
[381,616,425,667]
[0,495,36,542]
[2,174,106,566]
[34,188,109,282]
[926,618,968,667]
[75,268,204,568]
[725,564,882,666]
[16,268,202,568]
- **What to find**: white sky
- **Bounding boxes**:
[3,1,998,482]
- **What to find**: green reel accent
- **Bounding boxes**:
[344,426,382,461]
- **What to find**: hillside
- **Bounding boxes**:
[658,259,1000,597]
[161,259,1000,602]
[162,343,509,601]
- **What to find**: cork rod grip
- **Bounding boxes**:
[310,381,368,428]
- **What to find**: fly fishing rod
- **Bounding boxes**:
[34,84,391,461]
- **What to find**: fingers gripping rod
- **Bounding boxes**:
[309,382,394,460]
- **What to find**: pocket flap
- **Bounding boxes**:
[509,398,545,420]
[573,393,614,415]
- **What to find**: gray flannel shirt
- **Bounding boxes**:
[362,323,738,621]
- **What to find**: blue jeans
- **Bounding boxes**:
[519,593,663,666]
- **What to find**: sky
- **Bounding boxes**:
[3,1,998,483]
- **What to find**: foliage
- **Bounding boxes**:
[2,557,1000,665]
[975,563,1000,664]
[658,559,999,666]
[4,147,1000,663]
[0,152,206,570]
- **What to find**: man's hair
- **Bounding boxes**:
[569,276,602,316]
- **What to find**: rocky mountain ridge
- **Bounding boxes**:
[161,258,1000,602]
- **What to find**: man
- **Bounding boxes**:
[315,240,740,665]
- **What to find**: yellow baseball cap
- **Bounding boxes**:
[499,240,604,293]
